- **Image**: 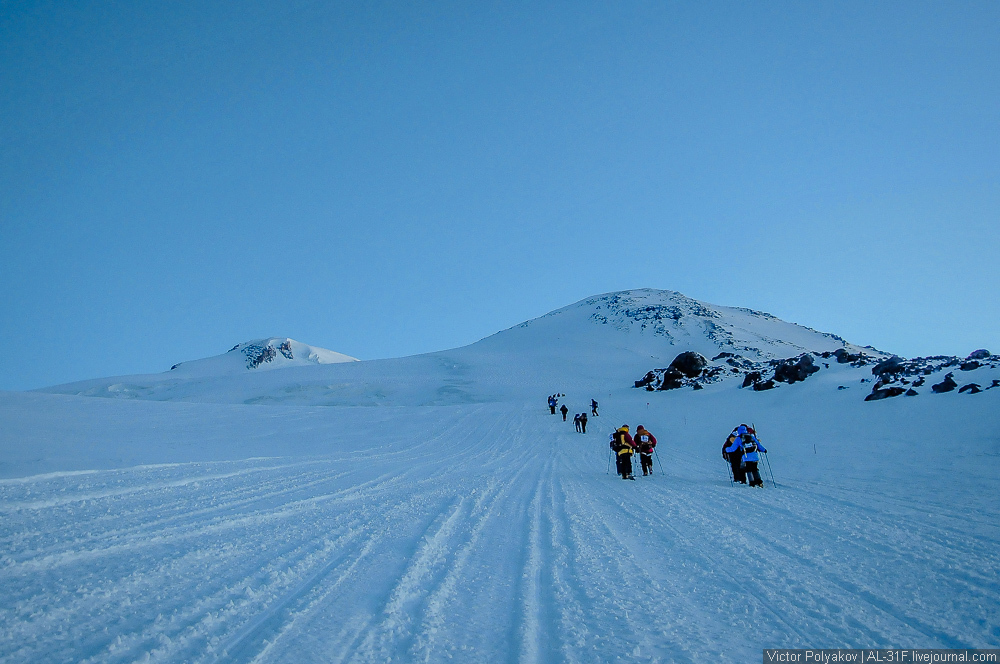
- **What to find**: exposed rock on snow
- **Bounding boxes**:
[669,351,708,378]
[932,374,958,393]
[773,354,821,384]
[865,386,907,401]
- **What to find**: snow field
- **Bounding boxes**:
[1,384,998,663]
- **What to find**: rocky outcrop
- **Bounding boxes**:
[657,368,687,391]
[243,344,277,369]
[832,348,865,364]
[632,344,999,402]
[669,352,708,378]
[932,373,958,393]
[865,386,907,401]
[872,356,906,377]
[635,371,658,389]
[773,355,820,384]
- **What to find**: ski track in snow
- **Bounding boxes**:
[1,402,998,663]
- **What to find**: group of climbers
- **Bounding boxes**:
[549,394,771,487]
[609,424,657,480]
[722,424,768,487]
[547,396,599,432]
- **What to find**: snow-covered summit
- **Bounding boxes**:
[168,338,358,377]
[488,288,874,361]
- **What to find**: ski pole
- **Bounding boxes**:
[653,448,665,475]
[607,449,612,474]
[724,454,734,486]
[752,422,776,488]
[763,451,777,488]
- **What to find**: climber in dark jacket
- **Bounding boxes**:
[634,425,657,476]
[723,426,747,484]
[610,425,636,480]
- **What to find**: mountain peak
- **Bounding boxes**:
[223,338,358,370]
[505,288,867,362]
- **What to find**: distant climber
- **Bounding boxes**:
[591,399,599,416]
[548,395,557,414]
[574,413,582,432]
[724,424,767,487]
[560,404,569,421]
[610,425,636,480]
[634,425,657,476]
[579,411,588,433]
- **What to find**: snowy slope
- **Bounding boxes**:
[1,383,997,663]
[3,289,999,663]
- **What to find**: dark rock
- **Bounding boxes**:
[960,361,981,371]
[959,383,982,394]
[242,344,277,369]
[865,386,907,401]
[834,348,862,364]
[692,383,704,391]
[712,352,737,361]
[905,389,919,396]
[668,352,708,378]
[170,364,180,370]
[872,356,906,376]
[742,371,762,389]
[279,340,294,360]
[990,380,1000,390]
[635,371,658,389]
[753,379,776,391]
[837,385,848,390]
[968,349,991,360]
[912,377,925,387]
[658,368,686,390]
[773,354,820,384]
[931,373,958,394]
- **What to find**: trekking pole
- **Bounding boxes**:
[653,448,665,475]
[763,451,777,488]
[607,449,612,474]
[752,422,777,489]
[724,455,734,486]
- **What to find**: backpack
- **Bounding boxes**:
[740,434,757,455]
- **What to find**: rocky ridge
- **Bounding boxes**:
[635,348,1000,401]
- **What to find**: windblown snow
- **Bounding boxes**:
[2,289,998,663]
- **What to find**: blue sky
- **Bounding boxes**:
[2,1,998,390]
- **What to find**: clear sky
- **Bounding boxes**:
[2,1,998,391]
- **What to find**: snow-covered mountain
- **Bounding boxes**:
[36,290,865,402]
[38,289,998,406]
